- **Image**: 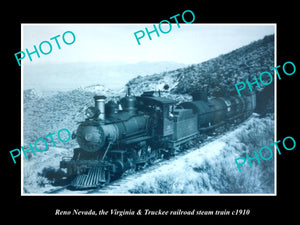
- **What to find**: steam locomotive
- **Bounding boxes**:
[59,88,256,189]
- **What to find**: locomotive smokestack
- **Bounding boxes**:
[94,95,106,121]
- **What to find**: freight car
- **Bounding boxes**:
[59,87,256,189]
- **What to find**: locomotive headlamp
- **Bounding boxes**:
[76,122,106,152]
[85,107,99,119]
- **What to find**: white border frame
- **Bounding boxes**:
[21,23,277,196]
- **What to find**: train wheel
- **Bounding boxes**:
[134,142,149,170]
[163,148,175,160]
[148,147,159,165]
[104,169,111,184]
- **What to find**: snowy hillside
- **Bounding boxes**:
[23,34,274,144]
[23,84,124,145]
[126,115,274,194]
[22,34,275,194]
[128,35,274,98]
[23,114,274,194]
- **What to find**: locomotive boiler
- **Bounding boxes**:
[60,87,256,189]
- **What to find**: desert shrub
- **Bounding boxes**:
[39,167,66,182]
[128,115,274,194]
[201,115,275,193]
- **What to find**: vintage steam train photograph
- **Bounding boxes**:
[60,87,256,189]
[22,24,275,194]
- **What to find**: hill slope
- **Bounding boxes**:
[22,35,275,194]
[23,61,186,92]
[127,35,274,97]
[23,35,274,145]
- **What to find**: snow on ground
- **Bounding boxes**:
[100,140,226,194]
[22,146,72,194]
[22,114,275,195]
[102,115,274,195]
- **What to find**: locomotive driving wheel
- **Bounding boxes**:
[147,145,159,165]
[132,141,153,170]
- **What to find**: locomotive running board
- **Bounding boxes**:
[169,132,199,147]
[122,135,152,145]
[70,167,107,189]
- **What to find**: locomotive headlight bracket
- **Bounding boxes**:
[85,106,100,119]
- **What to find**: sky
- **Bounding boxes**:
[22,24,275,65]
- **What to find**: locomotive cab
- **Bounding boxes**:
[58,86,256,190]
[137,92,177,137]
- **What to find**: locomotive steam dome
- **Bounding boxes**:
[76,121,106,152]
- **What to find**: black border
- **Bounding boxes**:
[4,4,298,224]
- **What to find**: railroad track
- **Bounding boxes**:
[45,131,224,194]
[86,133,224,194]
[44,115,256,194]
